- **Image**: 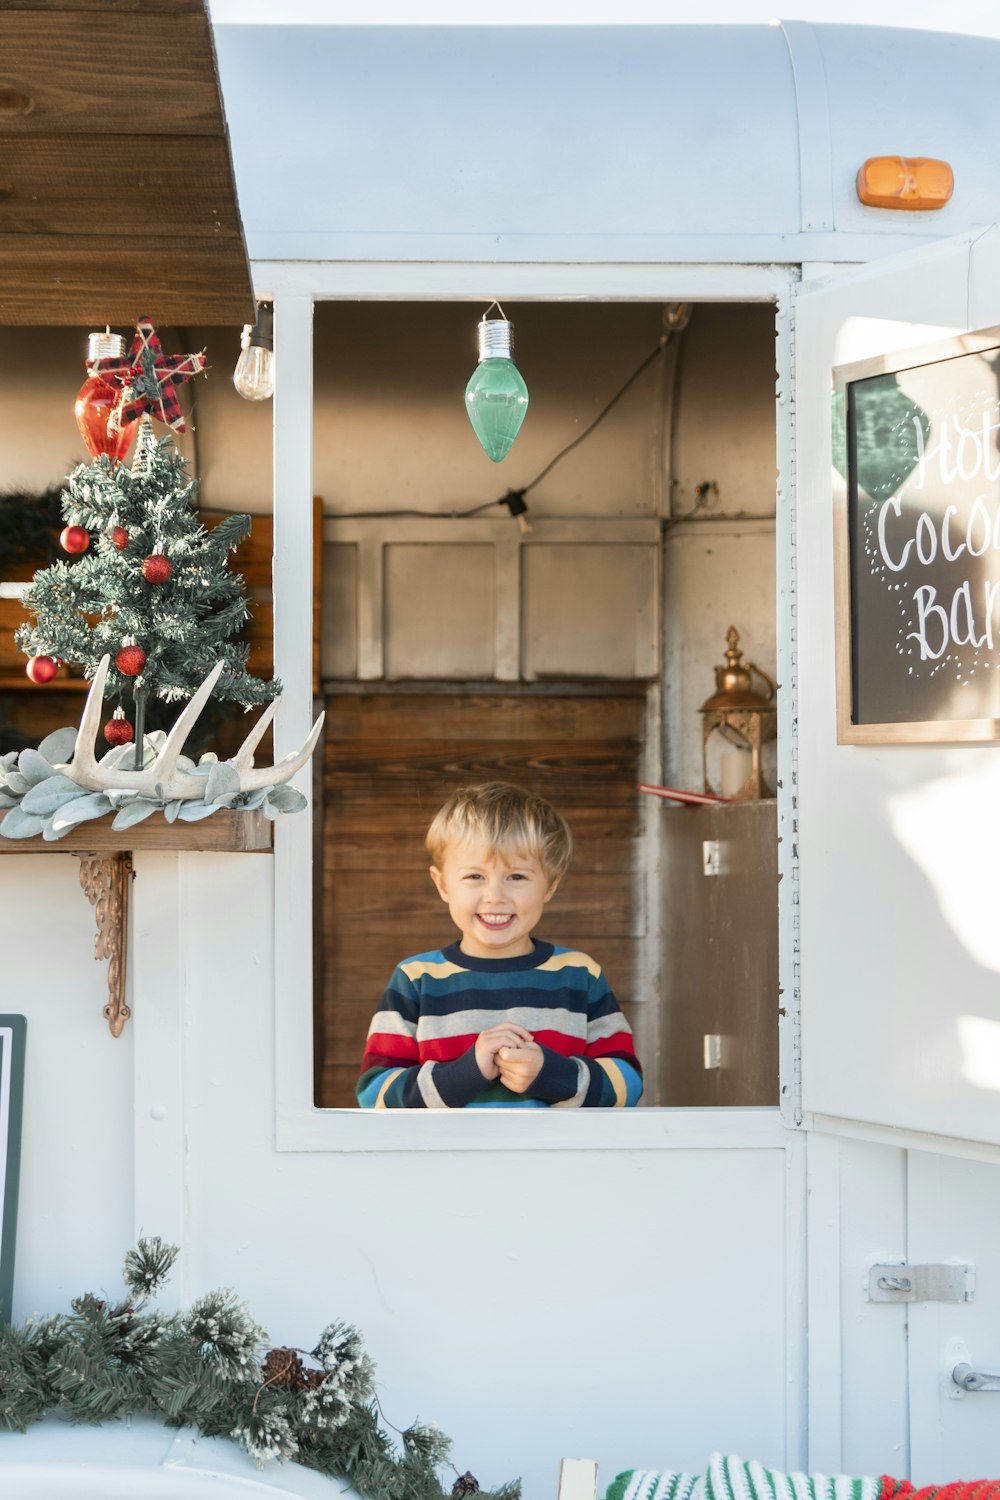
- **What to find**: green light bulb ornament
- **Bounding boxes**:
[464,305,529,463]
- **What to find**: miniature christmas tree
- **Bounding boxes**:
[16,420,280,748]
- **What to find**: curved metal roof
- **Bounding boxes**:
[213,21,1000,267]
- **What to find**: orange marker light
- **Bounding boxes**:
[856,156,954,210]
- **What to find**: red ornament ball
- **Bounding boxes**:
[25,655,59,684]
[111,526,130,551]
[115,644,147,677]
[141,552,172,583]
[103,716,134,746]
[60,525,90,555]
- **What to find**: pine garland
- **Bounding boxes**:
[0,1240,520,1500]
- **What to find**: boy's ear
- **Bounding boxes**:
[429,865,449,901]
[543,874,561,904]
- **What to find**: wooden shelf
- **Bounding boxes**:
[0,808,273,853]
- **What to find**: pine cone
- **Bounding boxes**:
[453,1473,480,1497]
[263,1347,306,1390]
[302,1367,328,1391]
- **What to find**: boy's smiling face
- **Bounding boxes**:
[429,834,560,960]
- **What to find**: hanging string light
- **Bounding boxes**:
[464,301,529,463]
[233,304,275,402]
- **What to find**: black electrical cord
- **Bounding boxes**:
[330,331,674,523]
[516,335,668,498]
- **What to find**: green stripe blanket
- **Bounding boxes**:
[607,1453,1000,1500]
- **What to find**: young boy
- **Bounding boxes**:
[356,781,643,1109]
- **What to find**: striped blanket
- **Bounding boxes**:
[607,1454,1000,1500]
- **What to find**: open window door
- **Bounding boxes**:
[794,225,1000,1482]
[794,223,1000,1151]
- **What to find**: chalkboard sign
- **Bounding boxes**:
[834,326,1000,742]
[0,1016,25,1324]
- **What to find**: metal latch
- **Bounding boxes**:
[953,1363,1000,1392]
[868,1263,974,1303]
[702,840,720,876]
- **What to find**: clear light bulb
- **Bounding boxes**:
[233,305,275,401]
[465,316,529,463]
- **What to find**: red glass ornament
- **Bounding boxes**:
[103,716,134,746]
[60,524,90,555]
[115,644,147,677]
[141,552,172,583]
[25,655,58,684]
[111,526,129,551]
[74,375,139,463]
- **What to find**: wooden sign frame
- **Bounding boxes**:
[0,1016,26,1324]
[833,325,1000,744]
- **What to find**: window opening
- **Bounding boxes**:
[312,299,779,1110]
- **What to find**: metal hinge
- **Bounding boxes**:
[868,1263,974,1303]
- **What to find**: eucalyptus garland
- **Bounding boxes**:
[0,1239,519,1500]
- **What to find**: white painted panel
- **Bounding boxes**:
[0,856,134,1316]
[522,544,657,679]
[810,1136,909,1478]
[906,1151,1000,1484]
[384,543,494,679]
[321,542,358,680]
[794,227,1000,1146]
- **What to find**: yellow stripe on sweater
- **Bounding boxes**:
[535,950,601,978]
[400,958,466,981]
[375,1068,404,1108]
[595,1056,628,1106]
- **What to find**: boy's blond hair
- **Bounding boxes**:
[426,781,572,881]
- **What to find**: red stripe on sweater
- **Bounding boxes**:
[586,1031,640,1060]
[419,1034,480,1062]
[361,1038,418,1069]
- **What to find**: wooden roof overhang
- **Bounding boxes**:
[0,0,255,326]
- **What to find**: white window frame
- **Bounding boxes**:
[265,260,800,1152]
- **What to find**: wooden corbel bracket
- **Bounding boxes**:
[76,853,134,1037]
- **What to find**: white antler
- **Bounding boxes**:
[56,655,325,802]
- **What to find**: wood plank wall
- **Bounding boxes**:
[315,690,647,1109]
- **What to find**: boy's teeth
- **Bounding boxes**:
[479,914,512,925]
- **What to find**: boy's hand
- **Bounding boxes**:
[475,1023,533,1080]
[496,1041,544,1093]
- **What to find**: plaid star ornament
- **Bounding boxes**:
[89,318,207,433]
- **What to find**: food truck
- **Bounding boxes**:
[2,9,1000,1496]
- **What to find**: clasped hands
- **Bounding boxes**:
[474,1022,543,1093]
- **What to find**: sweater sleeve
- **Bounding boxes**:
[356,968,490,1109]
[523,961,643,1108]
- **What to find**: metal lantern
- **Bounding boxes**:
[700,626,777,801]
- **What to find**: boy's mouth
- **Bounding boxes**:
[477,913,515,928]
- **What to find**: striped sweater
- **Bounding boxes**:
[356,941,643,1109]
